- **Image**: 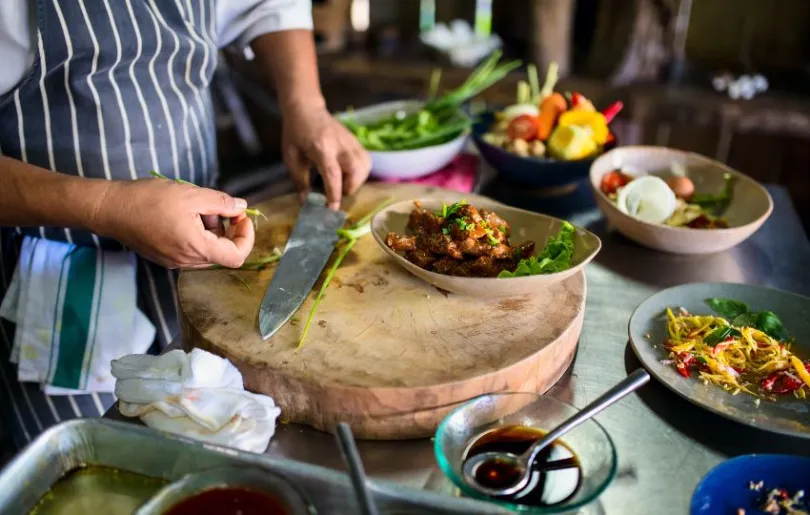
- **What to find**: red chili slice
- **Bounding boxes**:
[761,371,802,394]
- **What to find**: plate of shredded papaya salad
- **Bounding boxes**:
[629,282,810,438]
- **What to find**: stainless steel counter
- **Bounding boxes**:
[109,184,810,515]
[263,185,810,515]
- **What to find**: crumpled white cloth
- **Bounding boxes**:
[112,348,281,453]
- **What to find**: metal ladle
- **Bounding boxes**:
[462,368,650,497]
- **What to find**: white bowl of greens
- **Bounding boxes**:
[339,100,468,180]
[338,52,520,180]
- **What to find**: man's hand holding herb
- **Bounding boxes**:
[93,179,255,269]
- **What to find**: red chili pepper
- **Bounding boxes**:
[761,373,777,392]
[676,363,691,378]
[601,101,624,124]
[761,371,802,394]
[571,92,586,107]
[679,353,695,366]
[711,343,730,356]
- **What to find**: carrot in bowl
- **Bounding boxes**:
[536,92,567,141]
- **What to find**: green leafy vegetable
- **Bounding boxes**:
[342,51,521,151]
[498,221,575,278]
[704,325,740,346]
[705,298,750,320]
[704,298,790,341]
[755,311,790,342]
[731,313,757,328]
[691,173,736,214]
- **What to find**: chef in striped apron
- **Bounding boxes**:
[0,0,370,456]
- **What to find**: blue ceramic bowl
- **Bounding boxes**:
[691,455,810,514]
[471,111,617,190]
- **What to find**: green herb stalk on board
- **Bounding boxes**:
[297,197,394,350]
[498,221,575,278]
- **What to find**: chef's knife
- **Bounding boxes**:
[258,193,347,340]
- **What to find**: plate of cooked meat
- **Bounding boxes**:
[370,196,601,296]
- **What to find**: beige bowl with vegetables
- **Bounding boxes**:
[370,196,601,297]
[589,146,773,255]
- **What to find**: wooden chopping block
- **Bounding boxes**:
[179,183,586,439]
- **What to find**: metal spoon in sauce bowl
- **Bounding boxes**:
[462,368,650,498]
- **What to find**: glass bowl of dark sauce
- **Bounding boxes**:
[435,393,617,513]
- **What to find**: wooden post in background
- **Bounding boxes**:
[610,0,678,85]
[530,0,575,77]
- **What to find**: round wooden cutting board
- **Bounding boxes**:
[179,183,586,440]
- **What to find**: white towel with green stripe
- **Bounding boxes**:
[0,237,155,394]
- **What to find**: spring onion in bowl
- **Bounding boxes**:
[341,51,521,151]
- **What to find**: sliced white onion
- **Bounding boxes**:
[616,175,677,224]
[500,104,540,121]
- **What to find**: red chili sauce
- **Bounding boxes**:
[164,487,290,515]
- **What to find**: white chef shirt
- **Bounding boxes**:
[0,0,313,97]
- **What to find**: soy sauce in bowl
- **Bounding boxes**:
[163,488,290,515]
[463,425,583,508]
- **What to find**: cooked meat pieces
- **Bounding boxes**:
[448,218,487,240]
[455,204,483,224]
[457,238,511,259]
[416,232,463,259]
[404,249,437,270]
[485,225,509,245]
[432,256,510,277]
[480,209,510,236]
[407,208,443,234]
[513,241,535,260]
[385,233,416,251]
[383,202,536,278]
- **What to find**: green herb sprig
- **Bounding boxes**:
[437,200,467,219]
[297,197,394,350]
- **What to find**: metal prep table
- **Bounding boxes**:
[107,179,810,515]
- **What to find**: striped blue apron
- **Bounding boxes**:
[0,0,218,455]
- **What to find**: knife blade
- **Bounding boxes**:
[258,193,347,340]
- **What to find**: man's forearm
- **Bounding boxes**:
[251,29,325,113]
[0,156,111,232]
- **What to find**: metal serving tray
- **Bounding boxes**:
[0,419,508,514]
